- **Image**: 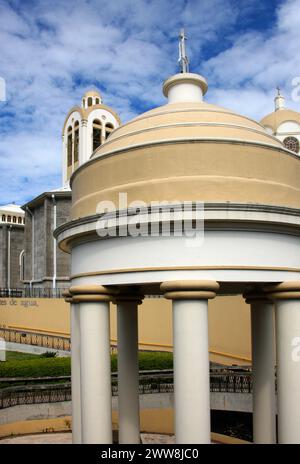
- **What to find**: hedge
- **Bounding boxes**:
[0,351,173,380]
[0,357,71,378]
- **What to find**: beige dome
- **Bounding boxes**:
[83,89,101,98]
[260,109,300,133]
[91,100,282,158]
[70,75,300,220]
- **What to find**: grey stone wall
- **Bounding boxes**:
[24,210,32,282]
[56,198,71,279]
[0,225,25,289]
[0,226,6,287]
[23,194,71,291]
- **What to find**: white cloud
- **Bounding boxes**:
[203,0,300,118]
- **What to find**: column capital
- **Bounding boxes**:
[62,289,73,303]
[69,284,118,303]
[264,281,300,301]
[160,280,219,300]
[243,289,271,305]
[112,293,144,306]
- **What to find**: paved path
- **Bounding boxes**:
[0,432,72,444]
[0,432,175,444]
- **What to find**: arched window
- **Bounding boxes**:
[82,98,86,108]
[13,216,16,223]
[2,215,5,222]
[95,98,100,105]
[74,121,79,163]
[93,119,102,151]
[67,125,73,167]
[283,136,299,154]
[7,215,11,222]
[18,217,22,224]
[88,97,93,107]
[105,122,114,140]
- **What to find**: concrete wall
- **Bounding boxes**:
[0,295,251,364]
[4,342,70,357]
[0,392,254,439]
[0,298,70,335]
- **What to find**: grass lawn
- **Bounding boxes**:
[111,351,173,372]
[0,350,173,386]
[5,351,41,361]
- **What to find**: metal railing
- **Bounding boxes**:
[0,371,253,410]
[0,383,71,409]
[0,288,69,298]
[210,372,252,394]
[0,327,71,351]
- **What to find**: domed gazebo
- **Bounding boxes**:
[56,69,300,444]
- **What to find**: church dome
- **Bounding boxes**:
[260,109,300,133]
[90,73,282,156]
[260,89,300,135]
[91,102,282,157]
[82,89,103,109]
[70,73,300,220]
[83,89,102,98]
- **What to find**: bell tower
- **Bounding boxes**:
[62,89,121,186]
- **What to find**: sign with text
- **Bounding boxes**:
[0,299,39,308]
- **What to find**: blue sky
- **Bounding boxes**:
[0,0,299,205]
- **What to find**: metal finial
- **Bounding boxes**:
[276,86,281,96]
[178,29,189,73]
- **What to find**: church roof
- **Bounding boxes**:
[22,189,72,210]
[0,203,24,215]
[260,108,300,133]
[50,186,71,193]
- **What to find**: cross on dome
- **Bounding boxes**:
[275,86,285,111]
[178,29,189,73]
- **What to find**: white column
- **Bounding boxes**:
[80,299,112,444]
[70,302,82,444]
[116,296,142,444]
[161,280,219,444]
[266,282,300,444]
[80,119,88,164]
[70,284,114,445]
[245,293,276,444]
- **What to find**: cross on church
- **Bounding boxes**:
[178,29,189,73]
